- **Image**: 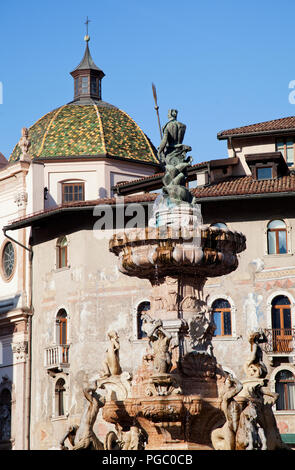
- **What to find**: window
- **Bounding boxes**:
[212,299,232,336]
[257,167,272,180]
[74,78,79,97]
[55,378,66,416]
[62,182,84,203]
[276,138,294,165]
[275,370,295,410]
[81,76,89,94]
[271,295,292,352]
[56,309,69,363]
[137,301,150,339]
[0,388,11,442]
[267,220,287,254]
[56,236,68,269]
[211,222,227,229]
[56,309,67,345]
[91,77,98,94]
[2,242,15,280]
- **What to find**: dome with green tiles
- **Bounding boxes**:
[9,102,158,164]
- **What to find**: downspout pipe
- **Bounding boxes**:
[26,244,33,450]
[2,228,32,253]
[229,136,236,158]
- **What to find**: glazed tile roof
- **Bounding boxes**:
[218,116,295,138]
[9,103,158,164]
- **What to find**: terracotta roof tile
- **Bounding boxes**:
[218,116,295,138]
[6,174,295,229]
[114,161,209,187]
[192,174,295,198]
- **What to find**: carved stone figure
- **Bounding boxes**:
[187,303,216,356]
[244,329,268,378]
[18,127,31,162]
[104,423,145,450]
[235,333,289,450]
[142,316,173,374]
[235,399,267,451]
[101,331,122,377]
[251,382,290,450]
[211,374,242,450]
[60,382,105,450]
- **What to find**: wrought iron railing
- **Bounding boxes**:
[263,328,295,354]
[44,344,70,369]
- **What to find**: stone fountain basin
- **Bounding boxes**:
[102,395,224,450]
[109,225,246,279]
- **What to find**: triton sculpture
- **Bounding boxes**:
[157,109,196,205]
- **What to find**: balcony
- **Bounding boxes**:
[263,329,295,354]
[45,345,70,372]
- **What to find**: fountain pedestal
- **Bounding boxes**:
[105,205,246,449]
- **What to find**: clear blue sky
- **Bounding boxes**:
[1,0,295,164]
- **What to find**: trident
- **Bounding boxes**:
[152,83,162,140]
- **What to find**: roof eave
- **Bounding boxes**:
[5,189,295,232]
[217,128,295,140]
[193,190,295,203]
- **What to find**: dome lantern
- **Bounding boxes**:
[70,35,105,103]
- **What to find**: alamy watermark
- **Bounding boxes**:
[92,199,203,246]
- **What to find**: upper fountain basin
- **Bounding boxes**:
[109,225,246,280]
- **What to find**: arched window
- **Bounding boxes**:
[56,236,68,269]
[55,378,66,416]
[56,309,67,345]
[267,220,287,254]
[275,370,295,410]
[211,222,227,229]
[0,388,11,442]
[271,296,292,352]
[212,299,232,336]
[56,309,68,363]
[137,301,150,339]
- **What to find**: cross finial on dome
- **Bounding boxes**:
[70,23,105,103]
[84,16,90,42]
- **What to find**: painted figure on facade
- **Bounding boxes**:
[60,382,105,450]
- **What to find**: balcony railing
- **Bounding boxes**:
[44,344,70,370]
[263,329,295,354]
